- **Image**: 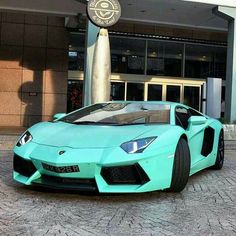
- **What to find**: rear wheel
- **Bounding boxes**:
[212,130,224,170]
[169,138,190,192]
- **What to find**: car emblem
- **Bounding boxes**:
[59,151,66,155]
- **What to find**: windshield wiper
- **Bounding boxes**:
[116,123,146,126]
[73,121,97,124]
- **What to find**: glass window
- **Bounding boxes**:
[148,84,162,101]
[147,41,183,76]
[127,83,144,101]
[175,107,191,129]
[184,86,200,110]
[110,37,146,74]
[67,80,83,113]
[166,85,181,103]
[111,82,125,100]
[60,103,171,125]
[185,44,227,79]
[69,51,85,71]
[69,33,85,71]
[189,108,203,117]
[214,47,227,80]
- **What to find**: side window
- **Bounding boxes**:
[189,108,203,117]
[175,107,191,129]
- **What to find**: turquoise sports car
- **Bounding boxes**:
[13,102,224,193]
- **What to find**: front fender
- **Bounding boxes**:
[137,125,186,155]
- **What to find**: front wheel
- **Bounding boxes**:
[212,130,224,170]
[169,138,190,192]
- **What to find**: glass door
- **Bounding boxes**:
[147,84,163,101]
[126,82,144,101]
[111,82,125,100]
[184,86,201,110]
[166,85,181,103]
[110,80,202,111]
[67,80,83,113]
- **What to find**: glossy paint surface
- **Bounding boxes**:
[13,102,223,193]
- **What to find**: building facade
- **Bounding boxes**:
[0,12,68,127]
[68,29,226,113]
[0,0,236,126]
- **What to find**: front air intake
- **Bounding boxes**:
[13,154,37,177]
[101,164,150,185]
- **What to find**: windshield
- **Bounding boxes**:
[59,103,170,125]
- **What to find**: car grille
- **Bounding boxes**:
[13,154,37,177]
[32,175,98,192]
[101,164,150,185]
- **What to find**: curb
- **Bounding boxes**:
[224,125,236,141]
[0,136,18,151]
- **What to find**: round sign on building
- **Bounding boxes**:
[87,0,121,28]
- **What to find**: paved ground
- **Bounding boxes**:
[0,146,236,236]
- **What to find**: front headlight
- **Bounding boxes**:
[121,137,157,154]
[16,131,33,147]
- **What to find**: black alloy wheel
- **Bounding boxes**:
[212,130,224,170]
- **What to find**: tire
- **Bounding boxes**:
[212,130,224,170]
[169,138,190,192]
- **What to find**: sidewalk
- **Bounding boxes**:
[0,127,26,151]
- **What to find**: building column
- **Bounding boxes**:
[83,20,100,106]
[214,6,236,123]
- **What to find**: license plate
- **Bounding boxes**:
[42,163,80,173]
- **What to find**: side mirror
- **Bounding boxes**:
[188,116,207,126]
[53,113,66,120]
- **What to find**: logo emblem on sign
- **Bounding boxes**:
[59,151,66,155]
[87,0,121,28]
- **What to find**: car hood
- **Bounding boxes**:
[28,121,168,149]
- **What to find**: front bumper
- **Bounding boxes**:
[13,154,150,192]
[13,142,175,193]
[31,175,98,192]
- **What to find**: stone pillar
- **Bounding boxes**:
[91,28,111,104]
[83,20,100,106]
[214,6,236,123]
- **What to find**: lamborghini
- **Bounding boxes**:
[13,102,224,193]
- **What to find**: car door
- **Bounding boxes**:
[175,106,207,167]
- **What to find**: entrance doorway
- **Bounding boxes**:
[68,73,205,112]
[67,80,83,113]
[111,81,202,111]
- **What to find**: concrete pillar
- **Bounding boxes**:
[83,20,99,106]
[206,78,222,119]
[214,6,236,123]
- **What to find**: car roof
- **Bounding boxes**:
[107,101,186,107]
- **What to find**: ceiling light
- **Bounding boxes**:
[149,52,157,58]
[124,50,131,55]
